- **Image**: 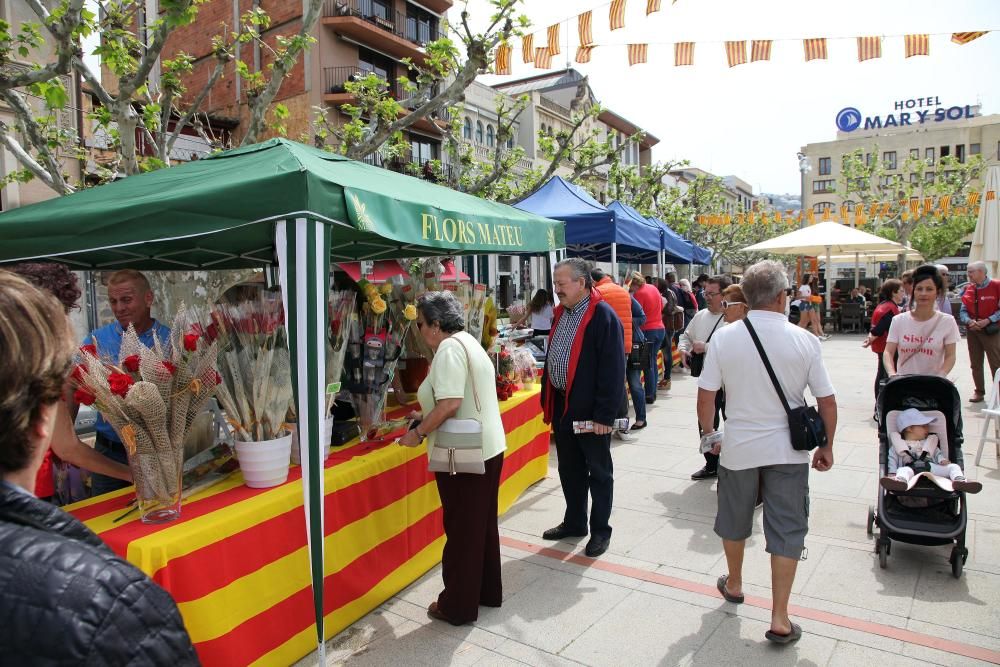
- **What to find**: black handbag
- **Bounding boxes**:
[744,319,828,452]
[688,315,724,378]
[627,340,648,370]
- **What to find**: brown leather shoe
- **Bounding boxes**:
[970,393,985,403]
[427,601,461,625]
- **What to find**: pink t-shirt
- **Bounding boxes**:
[886,311,960,376]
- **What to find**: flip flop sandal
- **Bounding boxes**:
[716,575,744,604]
[765,623,802,644]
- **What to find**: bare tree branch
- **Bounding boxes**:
[0,89,71,192]
[166,55,228,156]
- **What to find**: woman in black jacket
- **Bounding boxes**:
[0,271,197,666]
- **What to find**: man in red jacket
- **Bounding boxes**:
[960,261,1000,402]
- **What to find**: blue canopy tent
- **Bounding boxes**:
[645,215,714,269]
[514,177,661,276]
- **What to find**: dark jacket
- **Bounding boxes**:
[630,296,646,345]
[0,483,198,666]
[541,291,626,431]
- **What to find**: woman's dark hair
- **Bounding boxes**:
[8,262,81,313]
[416,291,466,333]
[695,273,710,287]
[879,279,902,302]
[912,264,943,295]
[529,289,552,313]
[656,278,669,295]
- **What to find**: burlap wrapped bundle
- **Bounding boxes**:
[123,382,179,504]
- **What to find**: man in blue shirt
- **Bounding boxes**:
[77,270,170,496]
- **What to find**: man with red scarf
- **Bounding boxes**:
[540,259,624,558]
[959,261,1000,402]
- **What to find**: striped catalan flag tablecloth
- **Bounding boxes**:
[66,385,549,666]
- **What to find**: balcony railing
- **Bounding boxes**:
[538,96,572,118]
[404,17,437,44]
[323,0,404,38]
[325,67,449,114]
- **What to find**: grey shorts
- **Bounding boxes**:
[714,463,810,560]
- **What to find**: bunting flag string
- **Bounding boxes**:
[628,43,648,65]
[646,0,661,14]
[857,36,882,62]
[576,45,595,63]
[521,34,534,64]
[579,11,593,46]
[952,31,988,44]
[534,47,552,69]
[725,41,747,67]
[547,24,561,56]
[674,41,694,66]
[803,37,828,61]
[905,33,930,57]
[494,44,512,75]
[609,0,626,31]
[750,40,772,62]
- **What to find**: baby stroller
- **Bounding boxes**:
[867,375,969,578]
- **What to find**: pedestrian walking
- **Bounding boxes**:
[629,271,666,403]
[862,279,903,418]
[592,268,645,432]
[541,259,624,558]
[935,264,953,315]
[0,271,198,664]
[397,291,507,625]
[658,277,680,390]
[679,275,731,480]
[959,261,1000,402]
[697,260,837,645]
[884,264,960,379]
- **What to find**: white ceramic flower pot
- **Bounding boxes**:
[289,417,334,465]
[235,433,293,488]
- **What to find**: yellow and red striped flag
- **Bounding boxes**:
[674,42,694,66]
[988,190,997,201]
[803,38,827,61]
[855,208,866,226]
[725,41,747,67]
[905,34,929,57]
[647,0,661,14]
[909,199,921,216]
[968,191,982,206]
[869,202,881,217]
[939,194,951,213]
[576,46,594,63]
[857,36,881,62]
[952,31,988,45]
[610,0,626,31]
[534,47,552,69]
[522,34,534,63]
[628,43,648,66]
[923,197,934,216]
[750,40,772,62]
[494,44,512,75]
[547,23,560,56]
[880,202,892,217]
[807,210,816,224]
[822,208,832,221]
[578,11,593,46]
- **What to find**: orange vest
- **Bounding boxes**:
[595,277,632,353]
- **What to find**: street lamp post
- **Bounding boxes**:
[797,151,812,229]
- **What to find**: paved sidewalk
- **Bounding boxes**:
[302,334,1000,666]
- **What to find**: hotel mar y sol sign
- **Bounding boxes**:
[836,96,980,133]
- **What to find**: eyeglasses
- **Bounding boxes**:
[704,291,721,298]
[721,300,747,309]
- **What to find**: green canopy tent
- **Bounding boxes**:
[0,138,565,661]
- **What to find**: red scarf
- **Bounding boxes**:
[542,288,603,424]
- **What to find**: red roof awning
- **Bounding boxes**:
[337,260,408,283]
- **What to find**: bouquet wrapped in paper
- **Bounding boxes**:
[205,292,292,443]
[344,279,417,439]
[510,345,537,387]
[326,290,357,410]
[71,305,221,523]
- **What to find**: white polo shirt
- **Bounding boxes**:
[698,310,835,471]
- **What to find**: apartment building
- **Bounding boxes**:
[669,167,762,214]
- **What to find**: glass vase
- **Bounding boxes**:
[130,447,184,524]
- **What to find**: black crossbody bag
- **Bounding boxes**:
[744,319,827,452]
[688,315,724,378]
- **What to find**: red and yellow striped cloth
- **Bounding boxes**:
[67,387,550,666]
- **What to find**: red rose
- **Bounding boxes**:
[107,372,134,398]
[74,388,96,406]
[80,344,97,356]
[123,355,140,373]
[71,364,87,384]
[213,370,222,385]
[160,361,177,376]
[206,323,219,342]
[183,333,199,352]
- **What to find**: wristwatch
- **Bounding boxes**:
[414,427,426,443]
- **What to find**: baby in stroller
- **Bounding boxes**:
[880,408,982,494]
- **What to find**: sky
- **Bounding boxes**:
[464,0,1000,194]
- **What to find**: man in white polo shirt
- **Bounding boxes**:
[697,260,837,646]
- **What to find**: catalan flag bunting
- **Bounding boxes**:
[576,45,594,63]
[909,199,921,216]
[988,190,997,201]
[939,195,951,213]
[628,43,648,66]
[804,38,828,61]
[534,46,552,69]
[857,36,881,62]
[494,44,512,75]
[750,40,772,62]
[647,0,661,14]
[905,34,930,57]
[521,34,534,63]
[923,197,934,215]
[610,0,626,31]
[547,23,560,56]
[725,41,747,67]
[968,191,982,206]
[578,11,593,46]
[952,31,988,45]
[674,41,694,66]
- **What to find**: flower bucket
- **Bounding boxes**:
[235,433,293,488]
[289,417,334,465]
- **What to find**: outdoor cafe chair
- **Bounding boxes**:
[974,367,1000,467]
[839,302,864,334]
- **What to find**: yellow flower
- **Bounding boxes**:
[380,283,393,295]
[363,284,378,299]
[403,304,417,321]
[371,297,387,314]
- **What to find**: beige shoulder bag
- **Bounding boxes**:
[428,337,486,475]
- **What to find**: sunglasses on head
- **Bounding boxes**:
[721,300,746,309]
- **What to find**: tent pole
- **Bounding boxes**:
[611,243,618,283]
[472,255,479,284]
[277,218,329,664]
[854,252,860,289]
[825,245,832,315]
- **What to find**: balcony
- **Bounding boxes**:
[361,150,454,182]
[323,66,447,134]
[322,0,427,63]
[412,0,453,13]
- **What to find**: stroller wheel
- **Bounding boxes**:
[878,539,889,569]
[950,548,967,579]
[866,506,875,537]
